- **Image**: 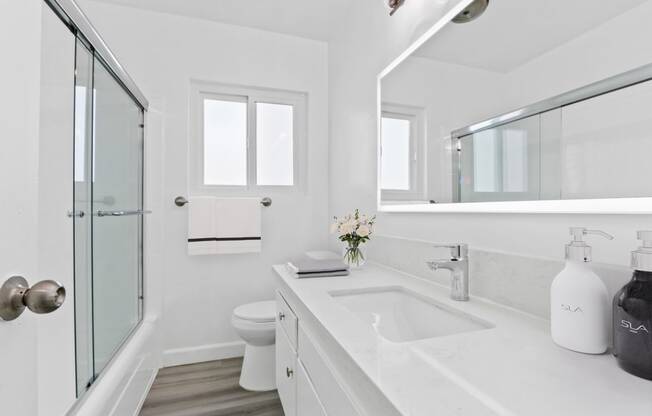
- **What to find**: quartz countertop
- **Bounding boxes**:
[273,263,652,416]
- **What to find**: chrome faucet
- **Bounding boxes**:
[426,244,469,301]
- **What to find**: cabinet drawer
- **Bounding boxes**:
[297,360,327,416]
[276,290,298,350]
[276,325,297,416]
[298,325,361,416]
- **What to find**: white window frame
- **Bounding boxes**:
[189,81,307,195]
[380,103,426,201]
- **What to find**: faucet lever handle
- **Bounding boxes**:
[433,243,468,259]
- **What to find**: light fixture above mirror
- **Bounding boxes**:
[386,0,405,16]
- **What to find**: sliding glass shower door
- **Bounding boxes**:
[92,47,144,375]
[73,37,144,395]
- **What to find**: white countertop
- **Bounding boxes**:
[273,263,652,416]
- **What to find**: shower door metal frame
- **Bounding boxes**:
[44,0,149,110]
[450,62,652,139]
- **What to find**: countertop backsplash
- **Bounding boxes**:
[366,234,632,320]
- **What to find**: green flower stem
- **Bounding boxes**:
[344,242,365,266]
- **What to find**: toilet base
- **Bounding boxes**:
[239,344,276,391]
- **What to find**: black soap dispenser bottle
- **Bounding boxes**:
[613,231,652,380]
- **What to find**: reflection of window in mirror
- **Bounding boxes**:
[380,104,425,201]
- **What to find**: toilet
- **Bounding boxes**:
[232,300,277,391]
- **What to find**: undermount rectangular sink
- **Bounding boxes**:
[329,286,493,342]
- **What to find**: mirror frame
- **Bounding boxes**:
[377,0,652,214]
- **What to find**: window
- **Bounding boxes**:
[256,102,294,186]
[203,98,248,186]
[380,104,425,200]
[191,82,306,192]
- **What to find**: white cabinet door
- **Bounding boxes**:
[298,325,361,416]
[297,361,327,416]
[276,290,298,349]
[0,3,76,415]
[276,323,297,416]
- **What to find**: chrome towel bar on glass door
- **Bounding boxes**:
[96,210,152,217]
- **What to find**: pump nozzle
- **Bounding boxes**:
[569,227,614,242]
[632,231,652,271]
[636,231,652,248]
[566,227,614,262]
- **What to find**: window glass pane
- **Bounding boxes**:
[203,98,247,186]
[381,116,411,190]
[256,102,294,186]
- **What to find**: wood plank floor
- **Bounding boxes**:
[139,357,284,416]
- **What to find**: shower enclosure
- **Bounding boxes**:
[63,9,147,395]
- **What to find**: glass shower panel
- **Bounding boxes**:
[73,39,95,395]
[91,57,143,375]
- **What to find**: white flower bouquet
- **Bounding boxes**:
[331,209,376,267]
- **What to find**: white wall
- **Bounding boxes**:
[78,1,330,365]
[329,0,652,268]
[504,1,652,109]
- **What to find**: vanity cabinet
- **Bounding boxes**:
[275,290,360,416]
[277,290,298,348]
[297,361,327,416]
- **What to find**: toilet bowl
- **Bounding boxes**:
[232,300,276,391]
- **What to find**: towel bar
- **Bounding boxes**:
[96,210,152,217]
[175,196,272,207]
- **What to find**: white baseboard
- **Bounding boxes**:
[162,341,246,367]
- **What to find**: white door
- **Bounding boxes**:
[0,1,77,415]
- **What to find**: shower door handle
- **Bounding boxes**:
[96,210,152,217]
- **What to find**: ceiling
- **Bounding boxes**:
[90,0,352,41]
[415,0,648,72]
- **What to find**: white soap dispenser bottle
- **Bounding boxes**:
[550,227,614,354]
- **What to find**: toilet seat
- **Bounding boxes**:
[233,300,276,323]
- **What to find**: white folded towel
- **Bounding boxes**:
[188,197,262,255]
[286,256,350,278]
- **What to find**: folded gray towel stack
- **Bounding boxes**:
[286,256,349,278]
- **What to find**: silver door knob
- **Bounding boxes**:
[0,276,66,321]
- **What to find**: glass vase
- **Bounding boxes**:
[342,242,366,268]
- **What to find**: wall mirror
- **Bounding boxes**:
[378,0,652,213]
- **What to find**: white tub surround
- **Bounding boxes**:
[67,319,160,416]
[273,264,652,416]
